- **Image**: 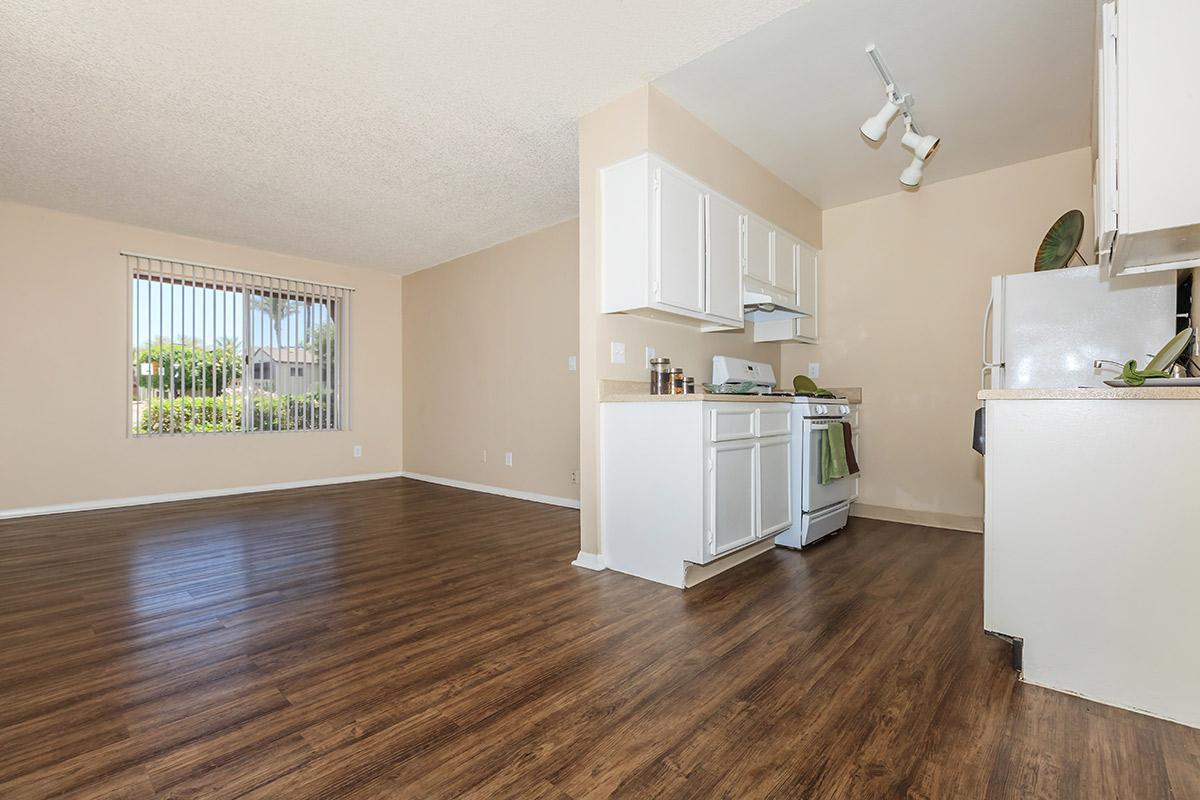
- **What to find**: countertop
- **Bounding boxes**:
[979,387,1200,400]
[601,380,863,404]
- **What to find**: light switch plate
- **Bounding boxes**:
[567,355,577,372]
[610,342,625,364]
[644,346,655,369]
[504,451,513,467]
[807,362,820,379]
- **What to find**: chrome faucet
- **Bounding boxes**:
[1093,359,1124,370]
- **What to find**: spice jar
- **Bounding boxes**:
[649,357,672,395]
[670,368,685,395]
[684,377,695,394]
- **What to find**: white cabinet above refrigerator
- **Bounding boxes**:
[1096,0,1200,277]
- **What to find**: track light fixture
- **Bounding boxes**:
[899,156,925,188]
[860,99,899,142]
[901,122,940,162]
[860,44,940,188]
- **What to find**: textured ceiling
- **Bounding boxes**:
[654,0,1096,209]
[0,1,808,273]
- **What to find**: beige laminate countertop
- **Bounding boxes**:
[979,387,1200,400]
[601,380,863,404]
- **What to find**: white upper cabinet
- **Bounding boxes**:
[744,215,773,285]
[600,153,742,328]
[772,230,799,298]
[600,152,810,331]
[1098,0,1200,276]
[753,242,820,344]
[705,193,745,325]
[795,241,817,318]
[744,213,801,307]
[655,166,705,313]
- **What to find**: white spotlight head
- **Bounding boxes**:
[901,127,941,161]
[899,155,925,187]
[860,99,900,142]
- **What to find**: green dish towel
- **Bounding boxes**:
[1122,359,1170,386]
[820,421,850,485]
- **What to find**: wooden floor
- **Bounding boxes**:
[1,479,1197,799]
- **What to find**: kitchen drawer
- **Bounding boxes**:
[756,406,792,437]
[709,407,756,441]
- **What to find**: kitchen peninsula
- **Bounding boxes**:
[980,387,1200,728]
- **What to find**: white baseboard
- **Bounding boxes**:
[0,471,407,521]
[850,502,983,534]
[571,550,607,571]
[684,539,775,587]
[399,471,581,510]
[1019,675,1199,730]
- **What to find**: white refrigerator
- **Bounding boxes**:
[981,265,1176,390]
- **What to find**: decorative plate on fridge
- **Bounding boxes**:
[1034,210,1086,271]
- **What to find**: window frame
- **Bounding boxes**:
[125,252,354,438]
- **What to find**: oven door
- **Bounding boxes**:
[802,418,852,513]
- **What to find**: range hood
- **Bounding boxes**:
[743,289,806,323]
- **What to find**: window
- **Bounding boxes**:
[127,253,353,436]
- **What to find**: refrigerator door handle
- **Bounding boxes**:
[980,293,1004,389]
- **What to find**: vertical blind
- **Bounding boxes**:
[126,253,353,437]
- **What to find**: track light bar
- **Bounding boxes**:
[860,43,940,187]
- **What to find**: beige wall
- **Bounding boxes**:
[781,148,1095,531]
[402,219,580,502]
[0,201,404,513]
[578,86,824,555]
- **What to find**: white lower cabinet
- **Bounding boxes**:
[708,440,757,556]
[601,400,792,588]
[756,437,793,537]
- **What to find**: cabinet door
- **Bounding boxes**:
[708,441,757,557]
[772,230,798,298]
[743,215,772,284]
[705,193,744,324]
[654,166,705,313]
[794,245,819,340]
[795,243,818,317]
[757,437,792,537]
[1097,0,1118,261]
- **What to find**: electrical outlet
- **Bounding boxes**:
[568,470,578,485]
[353,445,363,458]
[610,341,625,364]
[504,451,513,467]
[482,449,487,463]
[807,362,820,379]
[567,355,577,372]
[644,346,656,369]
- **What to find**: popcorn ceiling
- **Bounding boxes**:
[0,0,806,273]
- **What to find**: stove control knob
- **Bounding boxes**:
[816,404,827,415]
[840,405,849,415]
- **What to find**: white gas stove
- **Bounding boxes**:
[711,356,853,548]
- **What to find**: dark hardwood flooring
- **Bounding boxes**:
[1,478,1197,799]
